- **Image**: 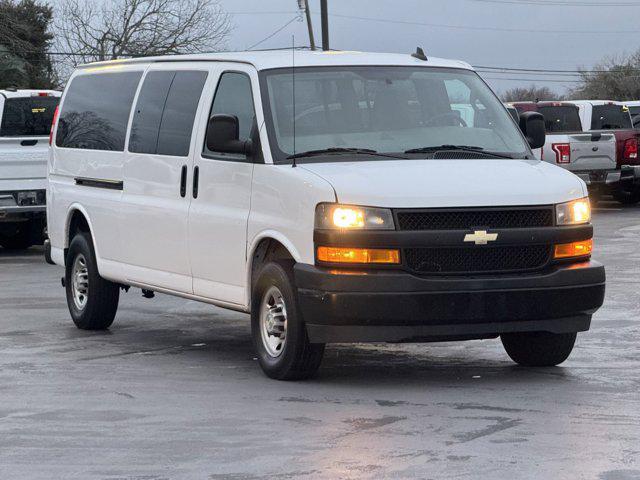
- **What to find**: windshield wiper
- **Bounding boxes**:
[404,144,516,159]
[287,147,407,161]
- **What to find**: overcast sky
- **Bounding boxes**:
[218,0,640,96]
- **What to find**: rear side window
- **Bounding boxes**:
[537,106,582,133]
[56,71,142,151]
[591,105,633,130]
[0,96,59,137]
[129,70,208,157]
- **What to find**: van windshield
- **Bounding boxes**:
[259,66,530,163]
[0,96,59,137]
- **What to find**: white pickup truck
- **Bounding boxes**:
[0,89,60,249]
[509,102,618,192]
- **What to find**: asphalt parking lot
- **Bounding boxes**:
[1,202,639,480]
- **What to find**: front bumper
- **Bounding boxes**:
[295,261,605,343]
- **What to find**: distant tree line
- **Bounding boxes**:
[0,0,55,88]
[501,50,640,102]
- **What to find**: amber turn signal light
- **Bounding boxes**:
[554,239,593,259]
[317,246,400,264]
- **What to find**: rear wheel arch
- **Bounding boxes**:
[64,207,96,262]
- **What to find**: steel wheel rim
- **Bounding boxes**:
[71,253,89,311]
[259,286,288,358]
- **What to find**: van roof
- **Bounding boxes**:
[0,89,61,98]
[77,49,474,72]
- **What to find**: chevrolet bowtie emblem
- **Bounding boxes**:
[464,230,498,245]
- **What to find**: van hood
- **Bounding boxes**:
[300,159,586,208]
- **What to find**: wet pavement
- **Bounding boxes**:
[0,202,639,479]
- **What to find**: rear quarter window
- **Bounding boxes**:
[56,71,142,151]
[537,106,582,133]
[0,96,59,137]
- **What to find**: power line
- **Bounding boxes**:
[328,12,637,34]
[247,15,300,50]
[467,0,640,6]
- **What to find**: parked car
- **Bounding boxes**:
[509,101,617,196]
[624,100,640,128]
[46,51,605,379]
[0,88,61,249]
[566,100,640,204]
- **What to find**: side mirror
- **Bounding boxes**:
[519,111,545,150]
[206,114,252,155]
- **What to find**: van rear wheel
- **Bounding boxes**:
[501,331,577,367]
[65,232,119,330]
[251,261,325,380]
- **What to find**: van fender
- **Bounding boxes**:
[245,230,302,304]
[64,203,100,259]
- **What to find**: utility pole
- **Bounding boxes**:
[297,0,316,50]
[320,0,329,50]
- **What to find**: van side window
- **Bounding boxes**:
[130,70,208,157]
[56,72,142,151]
[204,72,256,158]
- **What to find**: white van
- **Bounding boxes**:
[1,89,60,249]
[47,51,605,380]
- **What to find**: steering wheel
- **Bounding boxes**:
[425,112,468,127]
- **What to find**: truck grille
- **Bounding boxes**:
[396,208,554,231]
[404,245,552,275]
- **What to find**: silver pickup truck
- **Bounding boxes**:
[0,89,60,249]
[509,102,617,194]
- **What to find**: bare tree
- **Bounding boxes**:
[501,85,560,103]
[570,50,640,101]
[55,0,231,78]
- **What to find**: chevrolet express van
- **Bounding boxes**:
[47,51,605,380]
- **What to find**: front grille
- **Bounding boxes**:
[396,208,554,231]
[404,245,552,275]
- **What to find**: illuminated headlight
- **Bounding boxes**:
[315,203,395,230]
[556,198,591,225]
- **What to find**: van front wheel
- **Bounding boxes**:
[65,232,119,330]
[251,261,325,380]
[501,331,577,367]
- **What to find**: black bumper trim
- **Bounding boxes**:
[295,261,605,343]
[307,316,591,343]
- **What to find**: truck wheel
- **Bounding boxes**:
[251,261,325,380]
[0,226,33,250]
[613,189,640,205]
[501,331,577,367]
[65,231,119,330]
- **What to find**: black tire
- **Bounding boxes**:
[613,188,640,205]
[501,331,577,367]
[0,225,33,250]
[251,260,325,380]
[65,231,119,330]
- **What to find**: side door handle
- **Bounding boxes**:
[180,165,187,198]
[193,166,199,199]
